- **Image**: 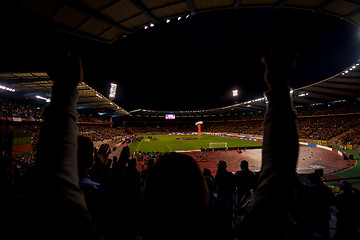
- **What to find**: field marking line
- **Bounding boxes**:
[136,140,142,152]
[166,145,173,151]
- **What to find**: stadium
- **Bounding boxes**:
[1,1,360,239]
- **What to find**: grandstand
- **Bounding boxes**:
[3,1,360,239]
[1,54,360,155]
[1,56,360,179]
[2,75,360,162]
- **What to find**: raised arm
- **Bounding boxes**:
[36,52,98,239]
[240,49,299,238]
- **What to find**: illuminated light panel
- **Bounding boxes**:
[109,83,117,99]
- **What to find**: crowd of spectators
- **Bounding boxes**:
[212,159,360,240]
[1,101,360,171]
[0,99,42,119]
[3,140,360,239]
[1,97,360,146]
[296,101,360,116]
[78,113,110,124]
[335,127,360,146]
[297,116,360,141]
[78,125,125,142]
[124,114,359,143]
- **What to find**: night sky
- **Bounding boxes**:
[1,6,360,111]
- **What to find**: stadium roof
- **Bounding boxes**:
[2,1,360,116]
[128,59,360,118]
[2,58,359,119]
[0,72,129,116]
[15,0,360,43]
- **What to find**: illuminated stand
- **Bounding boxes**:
[195,121,203,138]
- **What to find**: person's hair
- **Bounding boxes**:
[141,152,210,239]
[142,152,209,212]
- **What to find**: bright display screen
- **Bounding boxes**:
[165,114,175,119]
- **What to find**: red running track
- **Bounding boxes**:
[183,145,350,176]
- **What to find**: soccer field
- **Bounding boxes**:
[129,134,262,153]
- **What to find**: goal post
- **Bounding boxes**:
[209,142,228,151]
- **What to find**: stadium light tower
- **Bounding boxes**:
[109,83,117,100]
[232,89,239,103]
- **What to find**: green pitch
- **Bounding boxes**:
[129,134,262,153]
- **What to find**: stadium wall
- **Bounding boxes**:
[299,141,345,158]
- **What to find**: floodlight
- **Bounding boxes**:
[0,85,15,92]
[36,95,50,102]
[109,83,117,99]
[232,89,238,97]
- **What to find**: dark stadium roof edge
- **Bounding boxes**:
[13,0,360,43]
[0,72,129,117]
[127,59,360,118]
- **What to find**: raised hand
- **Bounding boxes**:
[47,51,83,89]
[95,144,111,166]
[261,48,297,91]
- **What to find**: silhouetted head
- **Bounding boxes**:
[240,160,249,170]
[147,158,154,168]
[308,173,321,185]
[141,152,209,238]
[143,152,208,208]
[338,180,351,192]
[217,160,227,171]
[203,168,212,177]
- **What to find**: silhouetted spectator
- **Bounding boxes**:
[124,157,142,206]
[140,152,233,239]
[77,136,119,239]
[34,52,98,239]
[204,167,234,240]
[0,154,27,239]
[235,160,256,197]
[214,160,235,209]
[236,49,299,239]
[305,173,333,238]
[140,152,211,239]
[141,157,154,184]
[334,180,360,240]
[234,160,255,217]
[203,168,214,191]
